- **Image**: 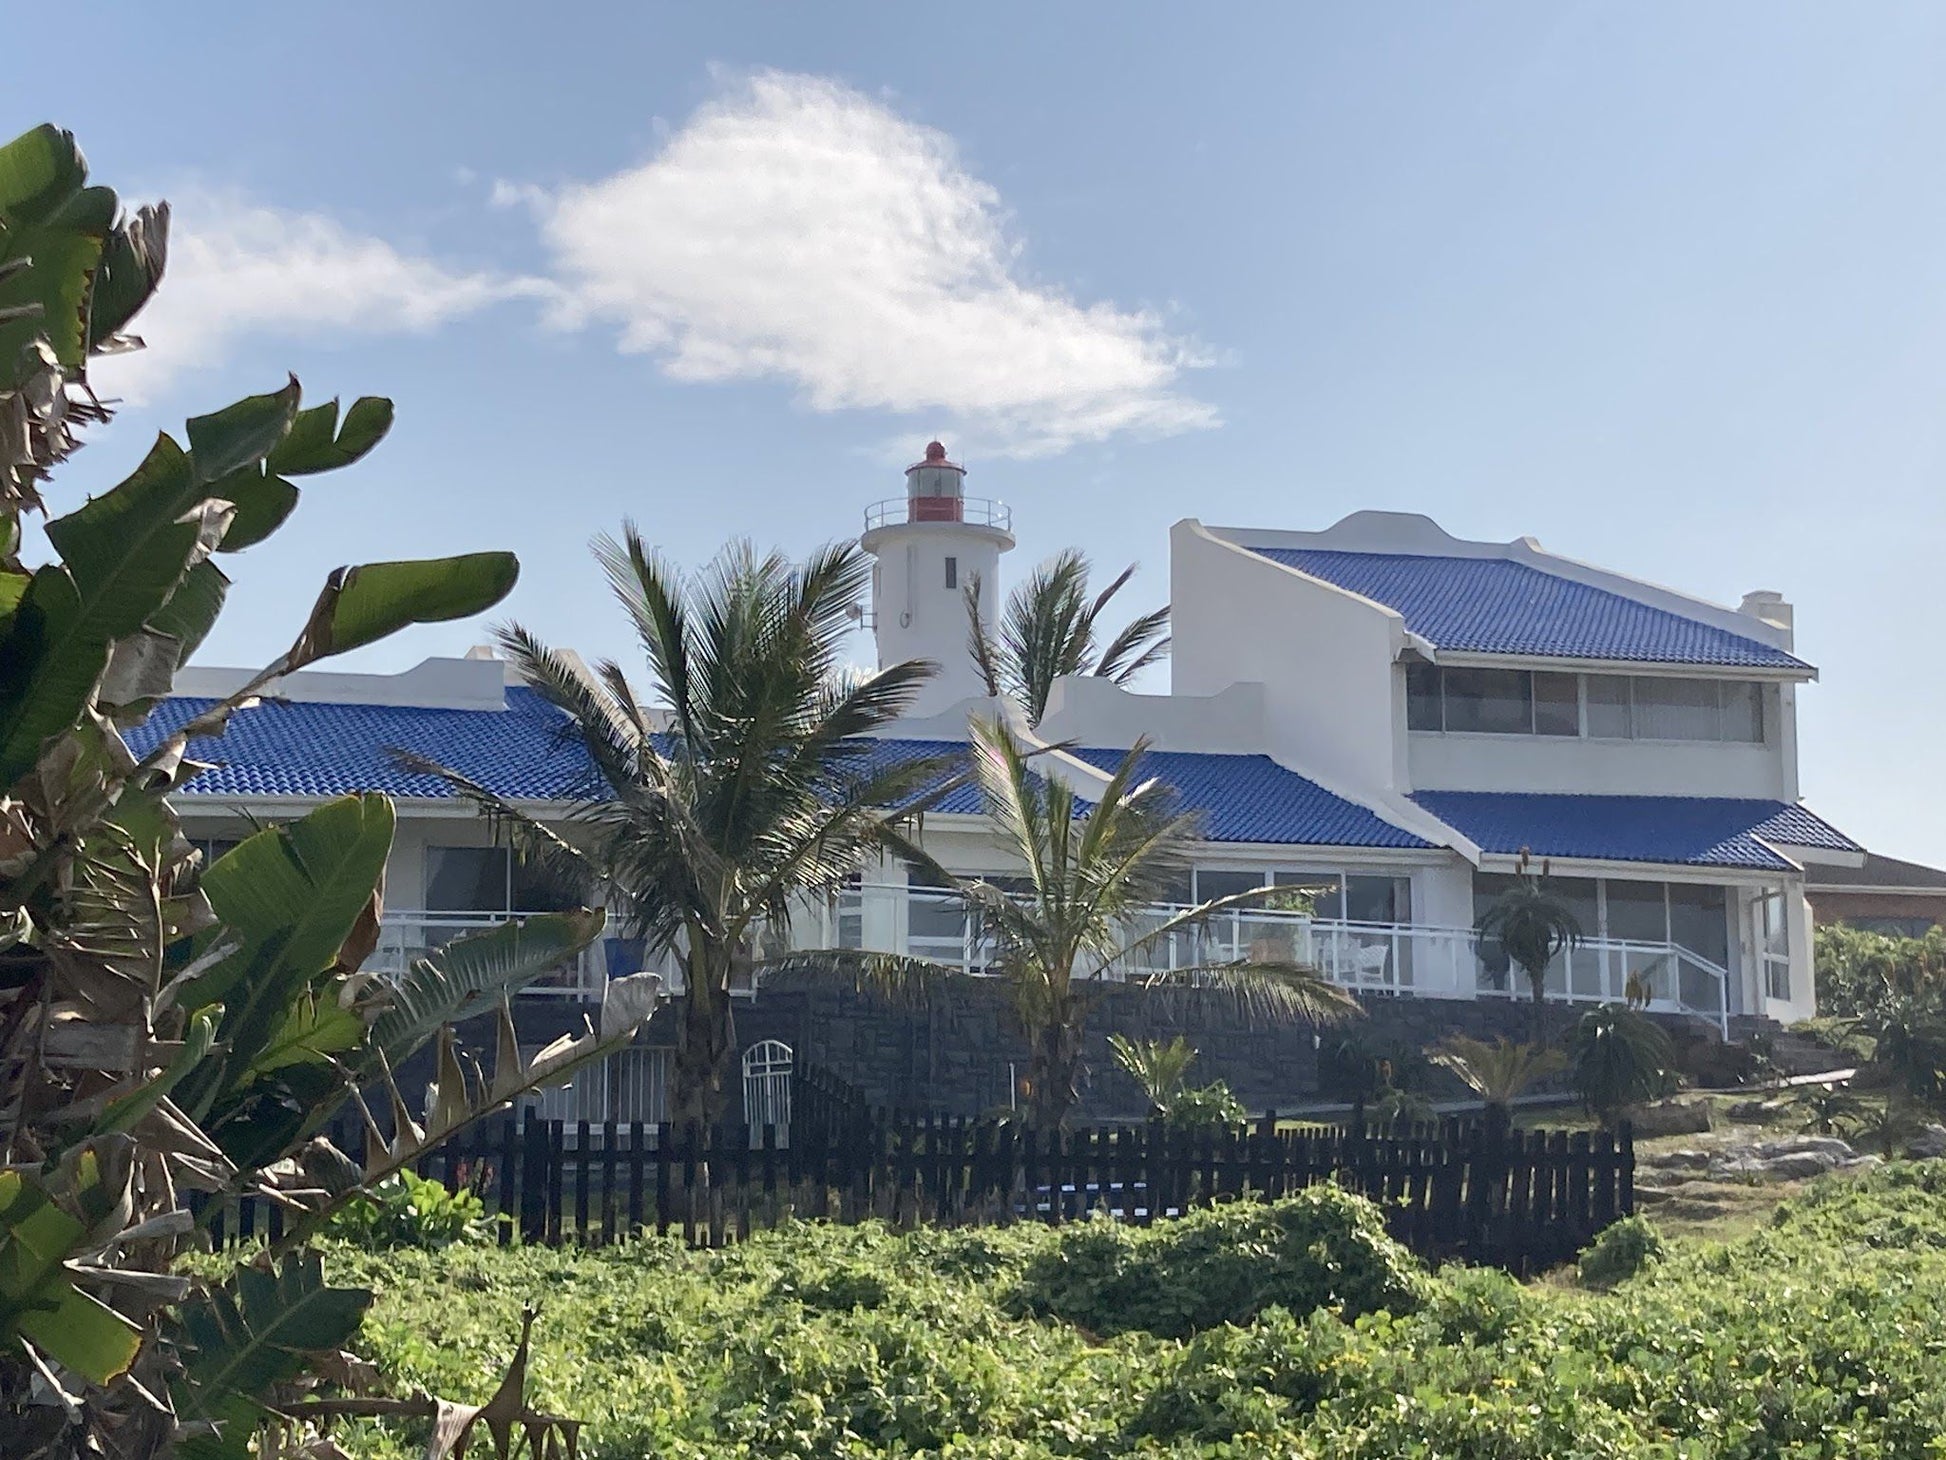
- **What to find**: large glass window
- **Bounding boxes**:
[1275,869,1343,918]
[1721,681,1765,743]
[1631,677,1720,741]
[1410,666,1766,744]
[1406,662,1442,731]
[425,845,510,911]
[1603,880,1669,944]
[1585,676,1633,738]
[1667,883,1729,967]
[1442,668,1533,735]
[1344,875,1409,925]
[425,844,579,912]
[1533,672,1581,736]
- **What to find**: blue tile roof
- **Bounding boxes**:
[1252,548,1809,671]
[1070,747,1432,848]
[126,692,985,811]
[126,688,601,801]
[1411,790,1860,871]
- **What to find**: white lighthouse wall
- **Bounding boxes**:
[869,525,1004,711]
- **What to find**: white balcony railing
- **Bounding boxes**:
[807,885,1732,1034]
[374,889,1734,1036]
[370,910,608,999]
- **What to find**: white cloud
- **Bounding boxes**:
[531,71,1217,456]
[97,191,551,401]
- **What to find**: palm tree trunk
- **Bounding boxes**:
[670,963,736,1133]
[1024,1018,1082,1132]
[1529,966,1550,1044]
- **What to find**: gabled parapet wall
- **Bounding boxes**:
[1171,519,1409,797]
[173,653,518,712]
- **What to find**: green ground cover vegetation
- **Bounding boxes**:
[320,1161,1946,1459]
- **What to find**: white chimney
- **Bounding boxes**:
[1738,590,1794,650]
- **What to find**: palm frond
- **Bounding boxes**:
[962,573,1002,698]
[753,947,966,1007]
[1136,960,1361,1026]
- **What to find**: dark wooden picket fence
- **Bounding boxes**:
[207,1106,1632,1275]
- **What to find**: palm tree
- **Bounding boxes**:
[1566,1004,1675,1126]
[1475,851,1582,1037]
[945,718,1358,1130]
[1427,1035,1567,1127]
[1108,1034,1202,1117]
[964,548,1170,724]
[401,529,948,1130]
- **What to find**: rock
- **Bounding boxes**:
[1640,1147,1711,1172]
[1906,1124,1946,1159]
[1725,1097,1794,1125]
[1754,1151,1841,1181]
[1627,1099,1714,1137]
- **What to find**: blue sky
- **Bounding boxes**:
[22,4,1946,862]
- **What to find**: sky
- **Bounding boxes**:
[18,4,1946,863]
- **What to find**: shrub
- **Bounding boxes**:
[328,1170,493,1250]
[1163,1080,1247,1133]
[1568,1003,1677,1122]
[1578,1214,1665,1288]
[1009,1187,1428,1339]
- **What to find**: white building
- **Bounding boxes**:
[136,445,1863,1114]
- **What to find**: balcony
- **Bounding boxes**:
[371,910,611,999]
[373,888,1733,1035]
[862,496,1013,533]
[806,885,1732,1033]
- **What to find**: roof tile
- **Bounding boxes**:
[1254,548,1808,671]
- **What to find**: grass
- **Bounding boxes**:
[316,1159,1946,1458]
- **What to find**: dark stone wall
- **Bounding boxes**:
[715,975,1575,1119]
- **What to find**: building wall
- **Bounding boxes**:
[1171,520,1407,796]
[1406,726,1789,799]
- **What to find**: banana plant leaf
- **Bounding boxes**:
[0,1171,142,1385]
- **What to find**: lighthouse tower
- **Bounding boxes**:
[860,441,1015,714]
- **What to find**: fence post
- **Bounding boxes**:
[1618,1119,1635,1217]
[519,1114,549,1244]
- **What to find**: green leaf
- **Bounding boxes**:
[176,1251,371,1440]
[2,436,231,783]
[213,474,299,552]
[186,379,300,485]
[87,201,167,346]
[0,125,115,374]
[268,396,394,475]
[288,553,519,668]
[176,795,396,1122]
[0,1170,143,1385]
[200,395,396,552]
[368,909,606,1073]
[148,559,229,669]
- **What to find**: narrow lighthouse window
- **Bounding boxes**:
[944,556,958,589]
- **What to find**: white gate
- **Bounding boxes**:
[741,1039,794,1141]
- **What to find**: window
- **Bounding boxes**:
[1405,662,1442,731]
[1758,891,1792,1001]
[1632,677,1719,741]
[190,836,242,867]
[1442,667,1532,734]
[1584,676,1633,738]
[1194,869,1269,903]
[425,845,579,912]
[1533,672,1580,736]
[944,556,957,590]
[1409,666,1766,744]
[1721,681,1765,743]
[425,845,511,912]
